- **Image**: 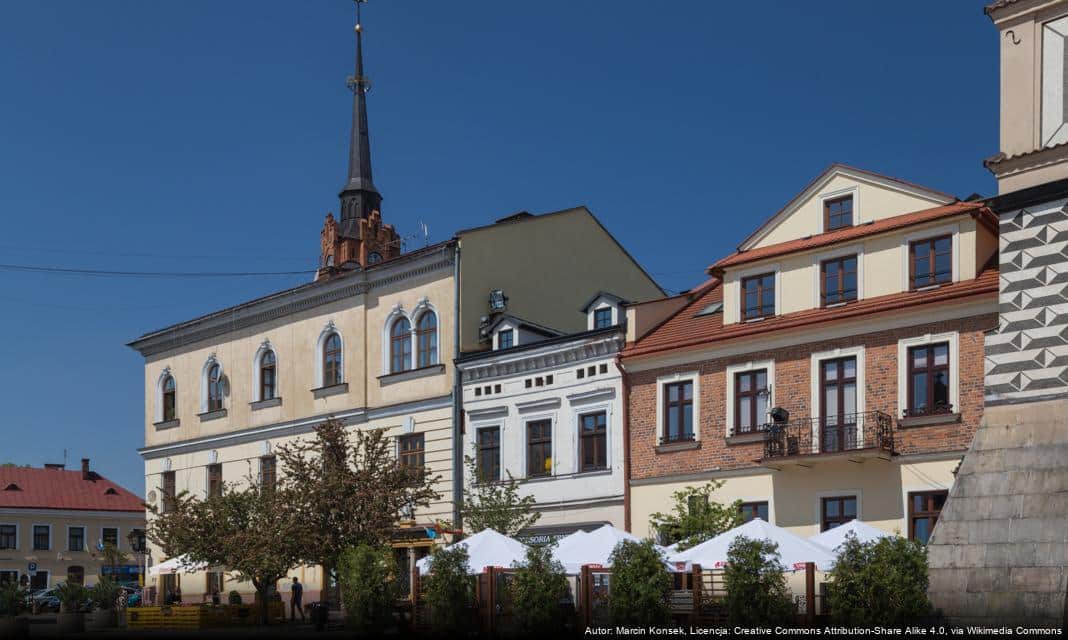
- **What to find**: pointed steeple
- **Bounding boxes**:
[338,0,381,232]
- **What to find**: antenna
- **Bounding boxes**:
[420,221,430,247]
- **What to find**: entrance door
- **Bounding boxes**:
[30,571,48,590]
[820,357,857,453]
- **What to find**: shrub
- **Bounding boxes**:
[55,581,87,614]
[0,581,26,616]
[510,544,570,634]
[723,536,795,626]
[650,481,742,550]
[607,540,672,627]
[337,544,398,632]
[90,578,120,611]
[423,544,473,633]
[826,535,930,625]
[228,590,242,605]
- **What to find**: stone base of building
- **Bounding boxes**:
[928,399,1068,627]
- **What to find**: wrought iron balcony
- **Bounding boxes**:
[761,410,894,465]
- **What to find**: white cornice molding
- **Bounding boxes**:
[459,335,622,382]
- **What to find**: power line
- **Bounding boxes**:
[0,243,312,262]
[0,263,315,278]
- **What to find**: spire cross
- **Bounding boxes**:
[347,0,370,94]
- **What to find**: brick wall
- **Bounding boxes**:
[627,313,994,481]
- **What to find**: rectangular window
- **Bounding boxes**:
[526,420,552,477]
[207,464,223,498]
[820,255,858,306]
[909,490,948,544]
[0,525,15,550]
[821,496,858,532]
[476,427,501,482]
[498,329,514,350]
[260,456,277,491]
[663,380,694,443]
[734,369,768,434]
[824,195,854,231]
[33,525,50,551]
[206,571,225,597]
[594,307,613,329]
[909,235,952,289]
[68,526,85,552]
[580,411,608,472]
[907,342,951,417]
[739,501,769,523]
[102,527,119,549]
[741,272,775,320]
[399,433,425,470]
[161,471,176,514]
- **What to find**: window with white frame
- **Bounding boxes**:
[726,360,775,436]
[390,317,413,373]
[322,332,343,386]
[200,357,225,414]
[0,525,15,550]
[32,525,50,551]
[656,372,700,444]
[415,310,439,367]
[159,373,177,422]
[68,526,85,552]
[257,348,277,401]
[898,333,959,419]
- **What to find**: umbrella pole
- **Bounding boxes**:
[804,563,815,625]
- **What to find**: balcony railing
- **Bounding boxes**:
[762,410,894,461]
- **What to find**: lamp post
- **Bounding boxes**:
[126,529,146,588]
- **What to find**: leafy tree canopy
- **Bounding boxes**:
[461,455,540,537]
[723,536,795,626]
[826,534,931,626]
[510,543,570,634]
[649,480,742,550]
[607,540,673,627]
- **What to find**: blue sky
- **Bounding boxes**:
[0,1,996,492]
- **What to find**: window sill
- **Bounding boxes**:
[197,409,227,423]
[378,363,445,386]
[655,440,701,454]
[250,397,282,411]
[311,383,348,399]
[518,469,613,484]
[898,412,961,428]
[744,316,771,323]
[153,419,180,431]
[726,432,765,445]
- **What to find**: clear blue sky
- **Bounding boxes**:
[0,1,996,493]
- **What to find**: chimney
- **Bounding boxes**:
[81,458,90,480]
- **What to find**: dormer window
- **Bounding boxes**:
[594,307,613,329]
[498,329,514,350]
[741,273,776,320]
[909,236,952,290]
[3,483,19,491]
[824,195,854,231]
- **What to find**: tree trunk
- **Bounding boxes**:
[253,580,270,627]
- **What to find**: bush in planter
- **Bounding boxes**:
[55,581,87,614]
[826,534,931,625]
[607,540,673,627]
[510,543,570,635]
[422,544,472,634]
[337,544,399,633]
[90,578,120,611]
[228,590,242,605]
[723,536,795,626]
[0,581,26,616]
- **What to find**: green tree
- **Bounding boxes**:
[336,544,398,633]
[723,536,795,626]
[649,481,741,550]
[147,477,301,625]
[461,455,540,536]
[0,581,26,616]
[422,545,473,634]
[89,578,120,611]
[510,544,569,634]
[607,540,672,627]
[826,535,930,625]
[275,419,439,592]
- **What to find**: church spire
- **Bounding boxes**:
[338,0,381,228]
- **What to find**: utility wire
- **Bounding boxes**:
[0,263,314,278]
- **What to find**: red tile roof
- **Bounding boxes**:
[709,202,996,273]
[623,266,999,360]
[0,467,143,512]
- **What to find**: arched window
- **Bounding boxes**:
[390,318,412,373]
[416,312,438,368]
[207,364,223,412]
[323,333,342,386]
[162,376,177,422]
[260,350,276,400]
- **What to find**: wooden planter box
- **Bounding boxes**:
[127,603,285,630]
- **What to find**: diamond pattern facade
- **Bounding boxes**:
[986,197,1068,402]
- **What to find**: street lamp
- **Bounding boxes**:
[127,529,146,588]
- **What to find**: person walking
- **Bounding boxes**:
[289,576,304,622]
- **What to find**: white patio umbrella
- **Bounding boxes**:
[552,524,674,573]
[669,518,836,572]
[148,555,211,576]
[808,519,893,553]
[416,528,528,576]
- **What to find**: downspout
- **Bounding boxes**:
[618,349,632,532]
[451,242,464,532]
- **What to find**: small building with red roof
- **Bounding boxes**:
[621,164,997,564]
[0,458,145,590]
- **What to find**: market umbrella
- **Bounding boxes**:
[148,555,212,576]
[669,518,836,572]
[416,528,528,576]
[808,519,893,552]
[552,524,674,573]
